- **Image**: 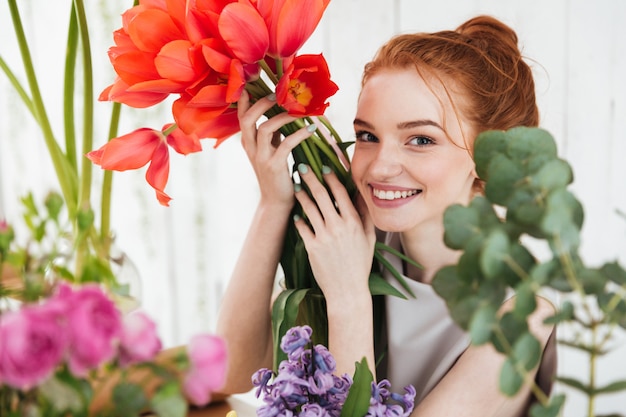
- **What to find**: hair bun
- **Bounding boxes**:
[457,15,520,57]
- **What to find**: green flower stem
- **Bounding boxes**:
[74,0,95,212]
[63,4,79,171]
[0,56,35,117]
[259,59,280,85]
[100,102,122,249]
[7,0,78,215]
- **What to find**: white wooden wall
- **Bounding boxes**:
[1,0,625,414]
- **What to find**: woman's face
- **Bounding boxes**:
[351,68,477,234]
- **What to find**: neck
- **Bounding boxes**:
[399,223,461,284]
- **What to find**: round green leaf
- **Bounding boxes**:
[513,332,542,371]
[484,154,525,206]
[480,228,510,279]
[443,204,481,249]
[499,357,524,396]
[513,283,537,318]
[474,129,509,179]
[530,159,573,191]
[506,127,558,162]
[469,304,498,345]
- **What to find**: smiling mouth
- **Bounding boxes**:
[372,188,421,201]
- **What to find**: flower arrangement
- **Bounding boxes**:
[253,326,416,417]
[0,204,228,417]
[88,0,417,364]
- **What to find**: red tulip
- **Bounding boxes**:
[276,54,338,116]
[86,127,201,206]
[256,0,331,58]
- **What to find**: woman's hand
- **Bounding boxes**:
[293,164,376,299]
[237,90,315,208]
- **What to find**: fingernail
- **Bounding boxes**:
[294,183,302,192]
[293,214,301,222]
[297,163,308,174]
[267,93,276,101]
[322,165,331,175]
[306,124,317,133]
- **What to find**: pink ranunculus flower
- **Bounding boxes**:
[118,310,163,367]
[0,303,68,389]
[64,284,123,376]
[183,334,228,407]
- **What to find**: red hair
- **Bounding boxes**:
[362,15,538,136]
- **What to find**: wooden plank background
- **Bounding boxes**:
[1,0,624,414]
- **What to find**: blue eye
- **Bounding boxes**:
[410,136,434,146]
[355,131,378,143]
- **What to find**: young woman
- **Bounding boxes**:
[216,15,556,416]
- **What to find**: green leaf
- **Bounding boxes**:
[375,241,422,269]
[369,272,407,299]
[555,376,591,394]
[513,332,541,372]
[44,191,64,222]
[449,295,481,330]
[443,204,481,249]
[373,249,415,298]
[513,282,536,318]
[500,243,536,288]
[530,158,573,191]
[601,261,626,286]
[492,312,528,354]
[594,379,626,395]
[150,381,187,417]
[432,265,467,304]
[271,288,309,370]
[479,228,510,279]
[39,374,87,414]
[340,358,374,417]
[484,154,525,206]
[529,393,566,417]
[112,382,149,417]
[543,300,574,325]
[499,356,523,396]
[506,127,558,162]
[473,129,509,180]
[469,304,498,345]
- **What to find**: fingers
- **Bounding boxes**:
[238,91,278,154]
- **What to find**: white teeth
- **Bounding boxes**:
[373,188,419,200]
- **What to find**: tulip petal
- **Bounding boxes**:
[155,40,198,83]
[87,128,162,170]
[145,140,172,206]
[275,0,330,58]
[218,3,269,63]
[165,124,203,155]
[128,9,185,53]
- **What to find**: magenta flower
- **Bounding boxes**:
[63,284,122,376]
[183,334,228,407]
[118,310,163,367]
[0,304,68,389]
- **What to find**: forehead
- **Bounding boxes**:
[356,68,472,139]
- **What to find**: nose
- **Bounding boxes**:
[368,141,403,179]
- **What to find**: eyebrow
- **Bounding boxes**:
[353,118,444,131]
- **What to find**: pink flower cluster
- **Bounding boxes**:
[0,283,160,390]
[0,282,228,406]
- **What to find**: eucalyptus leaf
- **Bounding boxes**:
[484,154,525,206]
[530,158,573,191]
[473,129,509,179]
[499,357,523,396]
[594,379,626,395]
[513,282,537,318]
[443,204,481,249]
[601,261,626,285]
[529,393,566,417]
[432,265,467,304]
[449,295,481,330]
[543,300,574,325]
[492,311,528,354]
[479,228,510,279]
[499,243,536,288]
[469,304,498,345]
[506,127,558,161]
[512,332,541,371]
